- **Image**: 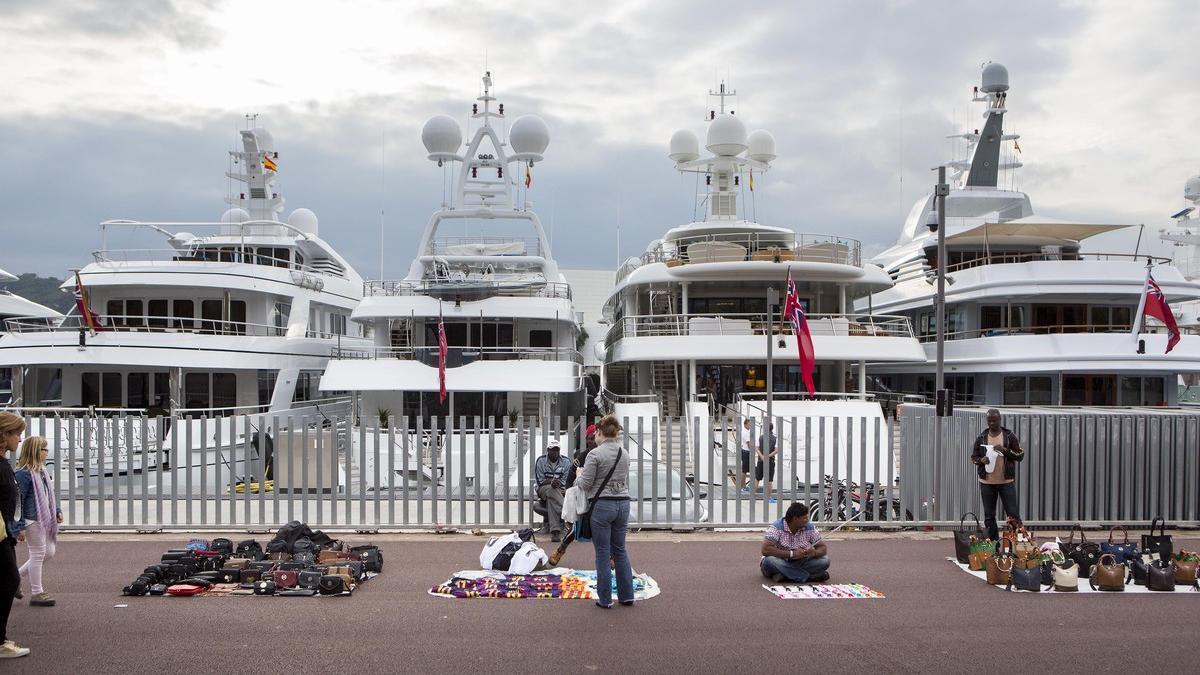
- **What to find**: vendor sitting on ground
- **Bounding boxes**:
[760,502,830,583]
[534,438,571,542]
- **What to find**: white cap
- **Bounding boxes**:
[547,437,563,449]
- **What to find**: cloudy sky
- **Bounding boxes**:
[1,0,1197,280]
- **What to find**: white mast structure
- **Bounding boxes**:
[1160,173,1200,331]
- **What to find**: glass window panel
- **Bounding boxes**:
[201,300,221,333]
[1029,377,1052,405]
[148,299,168,328]
[230,301,246,334]
[101,372,122,407]
[529,330,552,348]
[1090,306,1109,327]
[173,300,194,329]
[1062,376,1086,406]
[1003,376,1026,405]
[126,300,143,327]
[258,370,277,407]
[154,372,170,407]
[107,301,124,327]
[184,373,210,410]
[1144,377,1164,406]
[212,373,237,411]
[1119,377,1142,406]
[980,306,1003,331]
[127,372,148,409]
[1112,306,1131,328]
[81,372,100,407]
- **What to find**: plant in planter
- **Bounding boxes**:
[376,408,392,429]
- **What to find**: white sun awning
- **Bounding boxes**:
[949,216,1135,243]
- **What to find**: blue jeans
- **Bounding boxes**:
[979,482,1020,541]
[760,555,830,582]
[591,499,634,606]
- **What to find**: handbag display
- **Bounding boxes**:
[1101,526,1138,563]
[254,580,277,596]
[1051,560,1079,592]
[298,570,323,590]
[1039,549,1066,585]
[1002,519,1038,568]
[574,446,624,543]
[272,570,299,589]
[1128,552,1155,586]
[986,540,1015,586]
[1172,553,1199,587]
[1060,525,1101,577]
[967,537,995,572]
[165,584,206,597]
[1088,553,1125,591]
[1007,563,1043,592]
[1147,560,1176,592]
[954,512,984,564]
[1141,517,1173,562]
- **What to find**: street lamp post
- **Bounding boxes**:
[931,166,949,521]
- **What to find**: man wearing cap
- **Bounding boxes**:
[534,439,571,542]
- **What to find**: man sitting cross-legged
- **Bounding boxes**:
[760,501,830,583]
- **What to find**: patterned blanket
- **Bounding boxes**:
[429,567,660,600]
[763,583,885,599]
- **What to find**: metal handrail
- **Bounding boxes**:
[919,322,1200,342]
[619,232,862,282]
[429,237,543,257]
[606,312,915,345]
[90,248,346,279]
[332,345,584,365]
[8,313,288,337]
[942,251,1172,274]
[363,279,572,300]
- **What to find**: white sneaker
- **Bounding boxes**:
[0,640,30,658]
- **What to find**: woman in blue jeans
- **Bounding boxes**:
[575,414,634,608]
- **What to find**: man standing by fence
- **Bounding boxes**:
[970,409,1024,540]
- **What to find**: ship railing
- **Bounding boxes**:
[1,396,352,419]
[3,313,298,337]
[331,345,584,365]
[921,323,1200,342]
[606,312,914,345]
[942,251,1172,274]
[429,236,543,258]
[91,248,346,280]
[620,232,862,282]
[363,279,571,300]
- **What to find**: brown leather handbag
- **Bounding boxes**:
[968,537,994,572]
[1174,558,1198,587]
[987,540,1014,586]
[1088,553,1125,591]
[1003,519,1039,568]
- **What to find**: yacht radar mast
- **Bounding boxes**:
[668,82,776,221]
[945,62,1023,188]
[225,118,285,223]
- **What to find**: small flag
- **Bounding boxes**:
[1143,275,1181,353]
[73,271,104,334]
[783,270,815,396]
[748,169,754,192]
[1013,140,1022,154]
[525,164,532,189]
[262,154,278,172]
[438,310,448,404]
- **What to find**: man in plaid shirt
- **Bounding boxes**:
[760,502,830,583]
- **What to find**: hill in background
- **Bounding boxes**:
[3,273,73,313]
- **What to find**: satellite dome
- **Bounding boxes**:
[251,127,275,152]
[706,114,747,157]
[421,115,463,157]
[1185,174,1200,203]
[220,208,251,223]
[509,115,550,157]
[288,207,319,235]
[169,231,197,246]
[981,63,1009,93]
[669,129,700,163]
[746,130,776,163]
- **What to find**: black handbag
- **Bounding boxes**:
[1141,517,1173,562]
[1128,554,1151,585]
[954,512,984,564]
[1147,560,1176,592]
[1060,525,1101,577]
[574,447,623,543]
[1007,563,1043,592]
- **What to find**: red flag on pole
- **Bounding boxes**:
[438,311,448,404]
[73,271,104,333]
[1143,275,1180,353]
[783,270,816,396]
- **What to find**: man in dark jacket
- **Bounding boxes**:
[970,409,1025,540]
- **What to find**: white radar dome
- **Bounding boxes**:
[288,208,319,235]
[706,114,747,157]
[981,63,1009,93]
[509,115,550,158]
[169,231,197,246]
[669,129,700,163]
[746,129,776,163]
[220,208,251,223]
[251,127,275,153]
[1185,175,1200,203]
[421,115,463,157]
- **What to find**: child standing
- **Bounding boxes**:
[15,436,61,607]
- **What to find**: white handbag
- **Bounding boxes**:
[1052,559,1079,592]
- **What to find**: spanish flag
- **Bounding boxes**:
[262,154,278,172]
[1013,140,1022,154]
[525,164,532,189]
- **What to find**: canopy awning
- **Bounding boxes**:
[320,359,580,393]
[949,216,1134,243]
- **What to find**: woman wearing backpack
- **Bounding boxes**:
[15,436,62,607]
[575,415,634,608]
[0,412,30,658]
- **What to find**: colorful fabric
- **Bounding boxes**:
[429,568,660,600]
[764,518,823,551]
[763,583,884,599]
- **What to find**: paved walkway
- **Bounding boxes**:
[5,531,1198,673]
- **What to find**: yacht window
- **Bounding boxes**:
[128,373,149,409]
[107,301,124,328]
[101,372,122,408]
[81,372,100,407]
[1003,376,1026,405]
[1029,377,1052,405]
[230,301,246,334]
[272,302,291,336]
[1119,377,1141,406]
[173,300,195,330]
[212,373,237,410]
[126,300,144,328]
[154,372,170,405]
[295,252,304,268]
[980,306,1003,331]
[258,370,277,407]
[1143,377,1164,406]
[148,299,168,328]
[201,300,222,333]
[272,248,291,268]
[184,373,209,410]
[529,330,552,348]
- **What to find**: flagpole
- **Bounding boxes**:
[1131,259,1152,347]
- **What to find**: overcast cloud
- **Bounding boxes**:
[1,0,1197,279]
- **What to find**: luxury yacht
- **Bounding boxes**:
[0,268,60,402]
[598,84,925,487]
[862,63,1200,407]
[0,125,369,485]
[319,72,584,494]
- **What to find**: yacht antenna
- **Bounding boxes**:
[708,80,736,116]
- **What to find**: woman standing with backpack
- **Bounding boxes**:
[0,412,30,658]
[15,436,62,607]
[575,415,634,608]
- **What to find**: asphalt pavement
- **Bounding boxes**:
[4,531,1198,673]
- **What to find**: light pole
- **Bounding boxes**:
[765,287,778,504]
[930,166,949,522]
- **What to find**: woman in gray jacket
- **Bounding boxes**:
[575,415,634,608]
